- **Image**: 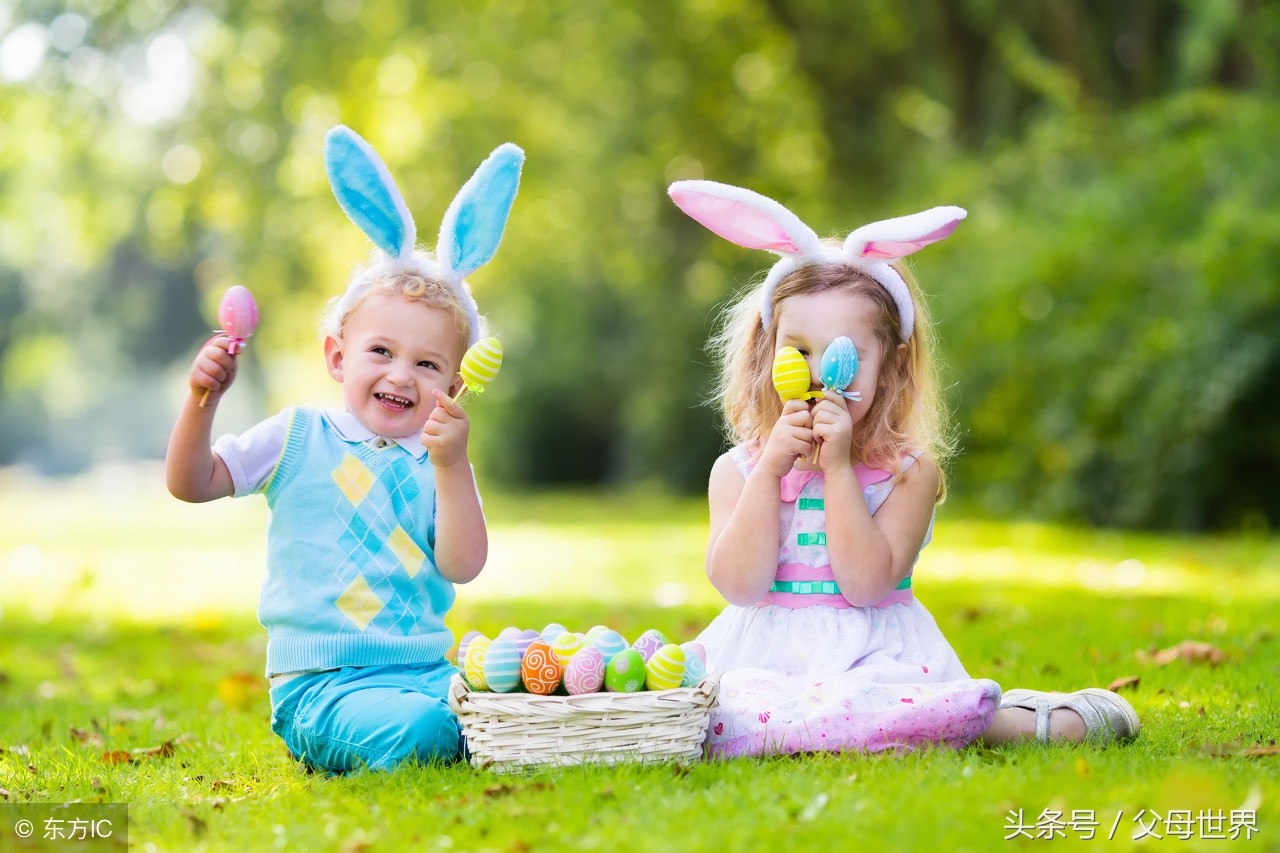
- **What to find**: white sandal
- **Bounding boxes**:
[1000,688,1140,744]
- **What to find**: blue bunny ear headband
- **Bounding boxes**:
[324,125,524,346]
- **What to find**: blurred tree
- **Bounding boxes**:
[0,0,1277,529]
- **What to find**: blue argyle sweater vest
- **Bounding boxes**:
[258,407,454,676]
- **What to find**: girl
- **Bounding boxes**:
[668,180,1139,757]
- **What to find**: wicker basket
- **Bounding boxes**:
[448,674,719,771]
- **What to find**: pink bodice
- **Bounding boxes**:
[728,446,931,610]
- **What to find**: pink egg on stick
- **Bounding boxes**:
[200,285,259,407]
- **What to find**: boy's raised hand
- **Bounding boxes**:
[760,398,814,479]
[421,388,470,467]
[190,334,239,404]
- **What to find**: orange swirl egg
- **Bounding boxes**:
[520,640,562,695]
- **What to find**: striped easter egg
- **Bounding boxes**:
[520,640,561,695]
[457,630,482,664]
[540,622,568,644]
[590,629,628,665]
[563,646,606,695]
[512,629,540,657]
[772,346,811,401]
[483,636,522,693]
[631,629,668,662]
[645,644,686,691]
[463,637,491,691]
[460,336,503,394]
[551,632,584,667]
[585,625,610,641]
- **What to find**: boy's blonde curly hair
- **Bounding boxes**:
[321,251,486,359]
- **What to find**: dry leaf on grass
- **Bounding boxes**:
[216,673,265,711]
[101,739,179,764]
[1136,640,1225,666]
[1107,675,1141,692]
[69,726,104,747]
[1191,740,1280,758]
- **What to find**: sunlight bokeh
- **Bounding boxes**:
[2,466,1274,629]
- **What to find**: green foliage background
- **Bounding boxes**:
[1,0,1277,529]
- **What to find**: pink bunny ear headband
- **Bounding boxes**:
[667,180,965,341]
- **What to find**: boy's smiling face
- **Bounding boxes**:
[324,292,466,438]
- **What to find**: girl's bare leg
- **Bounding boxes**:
[980,707,1087,745]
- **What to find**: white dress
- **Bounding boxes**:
[698,447,1001,757]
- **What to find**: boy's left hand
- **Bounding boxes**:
[421,388,470,467]
[811,395,853,471]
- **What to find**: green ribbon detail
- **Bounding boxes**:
[768,576,912,595]
[769,580,841,595]
[796,532,827,546]
[797,498,824,510]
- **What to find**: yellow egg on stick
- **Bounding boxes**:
[772,346,820,463]
[772,346,810,403]
[459,336,503,397]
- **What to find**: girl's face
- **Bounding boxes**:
[773,290,902,432]
[324,293,466,438]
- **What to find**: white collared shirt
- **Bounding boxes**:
[213,407,429,497]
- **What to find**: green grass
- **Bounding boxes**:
[0,466,1277,851]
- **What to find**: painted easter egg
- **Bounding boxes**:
[585,625,610,641]
[463,636,491,691]
[645,643,686,691]
[483,636,522,693]
[551,632,585,666]
[772,346,811,401]
[497,626,523,640]
[512,629,539,658]
[563,646,606,695]
[520,640,562,695]
[457,630,482,664]
[604,649,646,693]
[590,629,628,665]
[630,629,668,662]
[680,646,708,688]
[820,335,859,392]
[681,641,707,666]
[217,285,259,354]
[540,623,568,644]
[460,336,503,395]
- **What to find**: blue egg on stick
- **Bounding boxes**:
[820,336,858,392]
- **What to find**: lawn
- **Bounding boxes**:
[0,465,1276,851]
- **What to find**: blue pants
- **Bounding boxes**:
[269,661,463,773]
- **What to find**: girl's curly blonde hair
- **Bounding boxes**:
[708,260,954,500]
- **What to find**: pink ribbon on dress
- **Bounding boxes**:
[778,463,892,502]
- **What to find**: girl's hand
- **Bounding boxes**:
[421,388,470,467]
[190,335,239,404]
[759,399,813,478]
[811,395,854,472]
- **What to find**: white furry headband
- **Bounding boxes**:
[324,126,524,345]
[667,180,965,341]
